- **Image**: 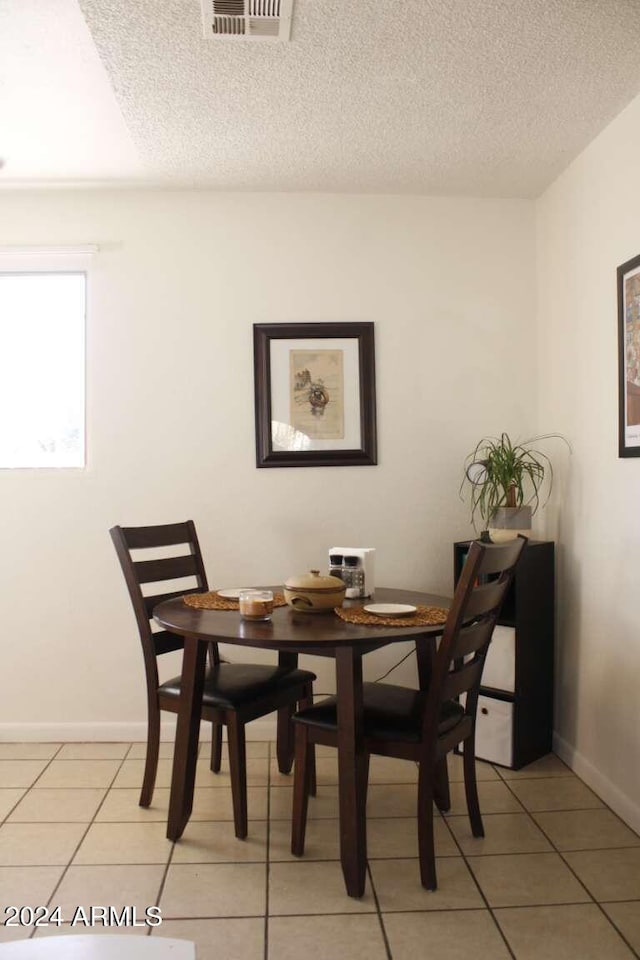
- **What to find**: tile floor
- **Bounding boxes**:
[0,742,638,959]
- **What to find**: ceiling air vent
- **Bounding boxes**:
[202,0,293,40]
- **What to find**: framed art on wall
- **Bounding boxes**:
[253,322,377,467]
[618,253,640,457]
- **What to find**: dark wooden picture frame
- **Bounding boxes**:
[617,253,640,457]
[253,322,377,468]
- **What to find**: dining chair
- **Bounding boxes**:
[110,520,316,839]
[290,535,526,889]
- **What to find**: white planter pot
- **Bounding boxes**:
[488,506,532,543]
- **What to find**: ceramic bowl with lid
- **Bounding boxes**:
[283,569,346,614]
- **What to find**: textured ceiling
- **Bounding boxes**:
[1,0,640,197]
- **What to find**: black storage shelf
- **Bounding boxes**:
[453,539,555,769]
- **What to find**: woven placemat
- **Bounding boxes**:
[334,604,448,627]
[183,591,287,611]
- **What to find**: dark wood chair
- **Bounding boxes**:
[110,520,316,839]
[290,535,526,889]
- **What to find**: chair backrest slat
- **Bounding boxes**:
[133,554,200,585]
[421,536,526,749]
[143,589,199,619]
[450,619,495,661]
[119,522,195,550]
[462,579,510,621]
[441,658,484,701]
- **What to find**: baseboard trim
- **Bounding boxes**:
[553,732,640,835]
[0,718,278,743]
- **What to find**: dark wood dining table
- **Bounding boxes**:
[153,586,449,898]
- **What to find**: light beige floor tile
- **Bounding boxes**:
[495,903,635,960]
[506,777,604,812]
[563,848,640,901]
[443,780,524,816]
[8,788,106,823]
[52,864,165,918]
[368,755,419,783]
[268,860,375,914]
[0,744,60,761]
[498,753,574,779]
[35,760,122,790]
[445,753,500,782]
[366,784,420,818]
[111,759,173,790]
[192,786,268,823]
[195,757,269,788]
[448,813,553,856]
[268,814,458,862]
[269,786,338,820]
[127,742,176,760]
[0,760,49,788]
[370,857,484,912]
[94,785,266,824]
[154,917,264,960]
[532,809,640,851]
[56,743,131,760]
[160,863,266,918]
[368,816,459,859]
[95,788,169,822]
[33,923,149,938]
[126,740,270,761]
[603,902,640,954]
[0,823,86,865]
[270,756,337,786]
[73,822,172,865]
[384,909,512,960]
[0,865,65,910]
[269,817,339,861]
[269,914,388,959]
[172,821,267,862]
[0,925,31,944]
[0,789,25,820]
[469,852,592,907]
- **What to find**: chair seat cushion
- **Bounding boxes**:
[161,663,316,711]
[293,681,464,742]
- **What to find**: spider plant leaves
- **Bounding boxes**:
[460,432,570,532]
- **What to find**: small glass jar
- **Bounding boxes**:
[239,589,274,621]
[328,553,344,581]
[343,556,365,598]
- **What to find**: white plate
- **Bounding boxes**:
[363,603,417,618]
[217,588,253,599]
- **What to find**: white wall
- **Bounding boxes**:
[0,190,536,740]
[537,92,640,832]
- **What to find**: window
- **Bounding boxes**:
[0,271,86,467]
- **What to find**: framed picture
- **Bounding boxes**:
[253,322,377,467]
[618,253,640,457]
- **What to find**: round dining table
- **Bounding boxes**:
[154,586,449,898]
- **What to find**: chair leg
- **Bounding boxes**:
[433,756,451,812]
[299,682,317,797]
[276,703,295,774]
[417,761,437,890]
[227,714,248,840]
[210,722,223,773]
[291,723,312,856]
[463,736,484,838]
[140,703,161,807]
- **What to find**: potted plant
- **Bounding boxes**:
[460,432,569,542]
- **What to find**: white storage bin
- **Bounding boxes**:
[482,625,515,692]
[474,695,514,767]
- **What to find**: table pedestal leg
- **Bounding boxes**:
[335,647,367,898]
[167,636,206,841]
